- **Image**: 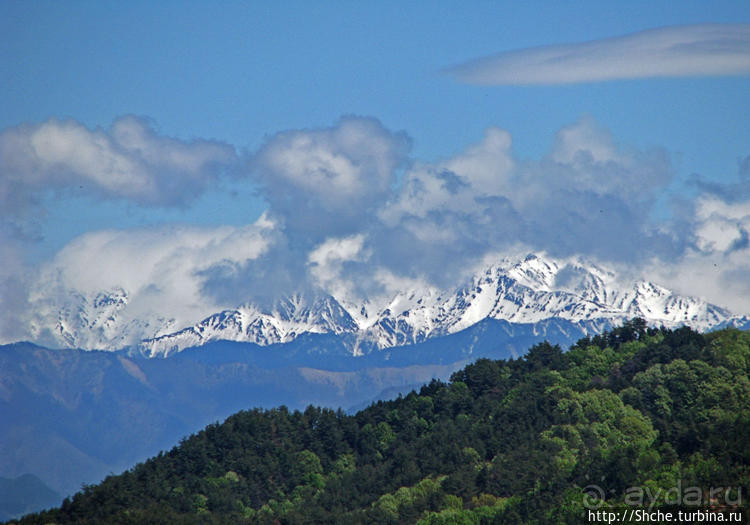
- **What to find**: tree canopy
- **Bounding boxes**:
[11,321,749,524]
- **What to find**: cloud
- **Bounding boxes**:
[251,116,411,244]
[198,117,681,305]
[195,117,410,308]
[191,117,676,311]
[0,116,241,345]
[644,163,750,313]
[379,117,676,276]
[26,217,274,347]
[307,234,370,302]
[692,197,750,253]
[689,154,750,203]
[0,116,237,213]
[447,24,750,85]
[0,235,30,342]
[308,234,368,279]
[9,114,750,348]
[646,247,750,316]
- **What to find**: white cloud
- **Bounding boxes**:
[551,117,618,164]
[0,116,237,210]
[251,116,411,241]
[38,222,271,296]
[308,235,368,272]
[695,220,744,253]
[447,24,750,85]
[380,126,514,226]
[646,195,750,313]
[380,117,674,268]
[443,127,515,191]
[545,118,672,201]
[307,234,369,301]
[25,216,275,346]
[646,250,750,315]
[9,114,750,347]
[0,115,240,345]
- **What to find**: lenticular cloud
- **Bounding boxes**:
[447,24,750,85]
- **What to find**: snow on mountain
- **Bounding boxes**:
[355,254,729,349]
[28,287,176,350]
[139,294,358,357]
[33,253,741,356]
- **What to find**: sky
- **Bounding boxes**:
[1,1,750,346]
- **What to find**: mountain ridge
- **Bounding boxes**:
[136,253,741,357]
[31,253,747,356]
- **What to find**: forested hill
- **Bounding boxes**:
[11,320,749,524]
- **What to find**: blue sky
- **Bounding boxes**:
[1,1,750,344]
[3,1,749,251]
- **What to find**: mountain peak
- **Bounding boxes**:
[30,253,741,356]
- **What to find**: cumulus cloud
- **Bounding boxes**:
[647,247,750,315]
[692,197,750,253]
[8,114,750,347]
[251,116,411,243]
[379,117,675,277]
[247,117,750,315]
[0,116,241,344]
[0,115,237,212]
[210,116,678,307]
[26,216,275,346]
[307,234,369,301]
[447,24,750,85]
[191,116,412,310]
[645,154,750,314]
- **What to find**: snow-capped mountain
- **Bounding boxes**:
[136,254,738,357]
[28,287,176,350]
[355,254,731,350]
[32,253,744,356]
[141,294,358,357]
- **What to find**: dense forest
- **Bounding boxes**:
[10,320,749,524]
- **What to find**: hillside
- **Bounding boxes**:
[0,317,585,501]
[0,475,59,523]
[10,320,749,524]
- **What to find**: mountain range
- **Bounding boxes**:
[35,253,746,357]
[5,252,750,518]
